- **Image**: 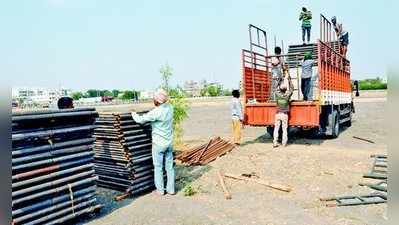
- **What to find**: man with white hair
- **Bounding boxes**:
[273,68,294,148]
[132,89,175,195]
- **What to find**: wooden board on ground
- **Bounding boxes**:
[224,173,292,192]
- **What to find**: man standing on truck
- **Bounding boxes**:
[230,89,243,145]
[271,46,283,100]
[299,7,312,45]
[331,16,349,58]
[301,52,314,101]
[273,67,294,148]
[132,89,175,196]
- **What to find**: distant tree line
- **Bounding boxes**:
[358,77,387,90]
[199,84,232,97]
[71,89,140,100]
[71,85,234,101]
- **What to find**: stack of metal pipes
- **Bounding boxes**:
[93,112,155,195]
[176,137,235,165]
[12,108,101,225]
[286,42,339,68]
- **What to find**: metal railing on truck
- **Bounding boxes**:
[242,24,270,103]
[318,14,351,105]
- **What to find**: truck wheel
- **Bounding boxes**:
[302,127,319,138]
[331,111,340,138]
[266,126,274,137]
[343,118,352,127]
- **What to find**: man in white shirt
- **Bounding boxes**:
[230,90,243,145]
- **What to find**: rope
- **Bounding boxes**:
[47,138,56,164]
[68,184,76,217]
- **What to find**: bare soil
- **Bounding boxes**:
[82,90,387,225]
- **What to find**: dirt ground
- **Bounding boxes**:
[83,90,387,225]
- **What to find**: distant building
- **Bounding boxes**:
[183,79,209,97]
[12,87,72,106]
[183,80,200,97]
[139,90,155,100]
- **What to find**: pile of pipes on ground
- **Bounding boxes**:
[93,112,155,195]
[321,154,387,207]
[176,137,235,165]
[12,108,101,225]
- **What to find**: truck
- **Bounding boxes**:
[242,15,356,138]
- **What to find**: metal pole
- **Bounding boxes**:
[249,25,256,101]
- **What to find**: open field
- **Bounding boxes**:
[82,90,387,225]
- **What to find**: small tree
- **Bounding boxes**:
[112,89,120,98]
[103,90,113,97]
[120,90,139,100]
[223,89,232,96]
[86,89,99,97]
[207,85,221,96]
[71,92,84,100]
[160,63,173,91]
[160,64,190,147]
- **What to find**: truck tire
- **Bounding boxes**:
[266,126,274,137]
[343,116,352,127]
[267,126,294,140]
[302,127,319,138]
[331,110,340,138]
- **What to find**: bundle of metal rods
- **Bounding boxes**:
[176,137,235,165]
[12,108,101,225]
[93,112,155,195]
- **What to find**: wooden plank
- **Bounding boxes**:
[217,170,232,200]
[224,173,292,192]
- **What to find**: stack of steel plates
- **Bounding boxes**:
[94,112,155,195]
[12,108,101,225]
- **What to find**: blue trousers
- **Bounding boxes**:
[301,78,311,101]
[152,144,175,194]
[302,26,311,43]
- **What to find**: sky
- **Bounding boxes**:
[2,0,397,91]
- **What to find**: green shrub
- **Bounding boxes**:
[182,184,197,196]
[359,78,387,90]
[159,63,190,148]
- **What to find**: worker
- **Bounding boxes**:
[131,89,175,196]
[301,52,314,101]
[230,89,243,145]
[331,16,349,57]
[299,7,312,45]
[271,46,283,100]
[57,96,74,109]
[273,67,294,148]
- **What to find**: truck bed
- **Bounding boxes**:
[244,100,320,126]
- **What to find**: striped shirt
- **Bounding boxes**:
[299,11,312,27]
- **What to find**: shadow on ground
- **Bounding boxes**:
[72,187,138,224]
[241,125,352,147]
[74,163,211,224]
[175,164,212,192]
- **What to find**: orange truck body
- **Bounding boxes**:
[242,18,353,134]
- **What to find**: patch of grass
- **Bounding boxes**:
[182,184,197,196]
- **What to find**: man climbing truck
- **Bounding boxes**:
[242,15,356,139]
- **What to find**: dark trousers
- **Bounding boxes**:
[302,26,311,43]
[301,78,311,101]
